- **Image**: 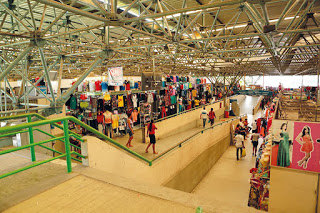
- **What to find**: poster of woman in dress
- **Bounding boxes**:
[277,123,291,167]
[270,120,294,168]
[292,122,320,172]
[295,126,314,169]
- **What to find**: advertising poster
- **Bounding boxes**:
[291,122,320,173]
[108,67,123,86]
[271,120,294,168]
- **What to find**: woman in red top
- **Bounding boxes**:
[208,108,216,126]
[146,120,158,154]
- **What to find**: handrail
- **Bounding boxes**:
[155,100,224,123]
[0,113,153,166]
[154,94,243,123]
[151,114,247,163]
[0,113,83,139]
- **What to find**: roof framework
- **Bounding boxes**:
[0,0,319,114]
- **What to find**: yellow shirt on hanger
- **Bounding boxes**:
[104,93,111,101]
[118,95,124,107]
[112,114,119,129]
[192,90,197,97]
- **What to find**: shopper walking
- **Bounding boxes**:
[251,133,259,156]
[200,107,208,128]
[208,108,216,126]
[126,114,134,148]
[252,120,257,133]
[146,120,158,154]
[234,133,245,160]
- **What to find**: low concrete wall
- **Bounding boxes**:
[229,95,246,104]
[269,167,318,213]
[0,137,13,148]
[252,96,263,115]
[20,124,53,156]
[154,100,224,140]
[164,134,230,192]
[84,116,243,186]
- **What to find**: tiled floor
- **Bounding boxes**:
[192,96,263,209]
[4,175,198,213]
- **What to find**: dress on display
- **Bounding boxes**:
[277,131,290,167]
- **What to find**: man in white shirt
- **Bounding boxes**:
[234,134,245,160]
[252,120,257,133]
[239,118,244,128]
[200,107,208,128]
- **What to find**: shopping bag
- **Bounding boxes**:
[242,148,246,157]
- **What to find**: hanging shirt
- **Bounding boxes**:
[89,81,95,92]
[80,94,87,100]
[192,90,197,97]
[101,82,108,92]
[147,93,154,103]
[132,94,138,108]
[112,114,119,129]
[104,93,111,101]
[119,118,127,131]
[95,81,102,91]
[126,82,130,90]
[170,96,176,104]
[118,95,124,107]
[70,96,77,110]
[80,102,89,109]
[91,97,97,108]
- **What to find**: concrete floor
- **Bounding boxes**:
[192,96,263,209]
[4,175,198,213]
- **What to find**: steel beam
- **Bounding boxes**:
[56,49,114,105]
[33,0,121,26]
[124,0,245,23]
[0,43,34,81]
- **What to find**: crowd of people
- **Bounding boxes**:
[234,97,276,160]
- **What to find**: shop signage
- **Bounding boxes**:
[236,90,273,96]
[108,67,123,86]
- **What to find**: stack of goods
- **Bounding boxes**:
[248,136,272,211]
[248,99,278,211]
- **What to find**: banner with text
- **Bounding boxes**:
[108,67,123,86]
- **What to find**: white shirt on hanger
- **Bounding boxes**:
[132,94,138,108]
[89,81,95,92]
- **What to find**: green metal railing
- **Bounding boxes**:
[0,113,152,180]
